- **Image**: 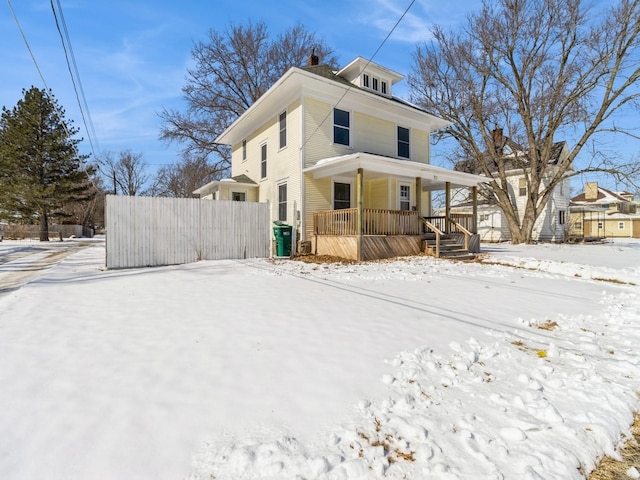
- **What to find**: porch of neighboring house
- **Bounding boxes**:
[304,153,485,261]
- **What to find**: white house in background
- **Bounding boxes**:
[194,52,486,260]
[452,131,572,242]
[193,174,258,202]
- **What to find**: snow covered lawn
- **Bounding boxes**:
[0,238,639,479]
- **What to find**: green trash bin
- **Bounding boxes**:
[273,221,292,256]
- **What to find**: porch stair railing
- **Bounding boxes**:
[421,216,475,260]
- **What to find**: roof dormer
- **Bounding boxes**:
[336,57,404,98]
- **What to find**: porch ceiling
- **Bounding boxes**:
[303,152,487,190]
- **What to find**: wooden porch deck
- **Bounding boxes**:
[312,209,477,261]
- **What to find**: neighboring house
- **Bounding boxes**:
[570,182,640,238]
[196,53,486,260]
[452,131,572,242]
[193,174,258,202]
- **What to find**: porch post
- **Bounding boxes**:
[415,177,422,216]
[445,181,451,234]
[472,186,478,234]
[357,168,364,261]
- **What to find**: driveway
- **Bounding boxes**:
[0,238,100,296]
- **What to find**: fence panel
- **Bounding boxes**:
[106,195,270,269]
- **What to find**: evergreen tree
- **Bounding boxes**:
[0,87,94,241]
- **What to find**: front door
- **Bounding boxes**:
[399,183,411,211]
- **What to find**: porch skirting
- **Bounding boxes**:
[312,235,423,261]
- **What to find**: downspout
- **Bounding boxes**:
[445,182,451,234]
[472,186,478,234]
[357,168,364,261]
[299,94,306,243]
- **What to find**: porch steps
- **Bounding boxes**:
[422,234,476,261]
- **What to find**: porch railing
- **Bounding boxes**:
[420,215,473,256]
[313,208,421,236]
[423,214,475,234]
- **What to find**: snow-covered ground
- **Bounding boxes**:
[0,237,639,479]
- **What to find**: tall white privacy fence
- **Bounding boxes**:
[105,195,271,269]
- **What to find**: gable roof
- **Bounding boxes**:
[571,186,630,204]
[455,141,568,175]
[215,60,450,147]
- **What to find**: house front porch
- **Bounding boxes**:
[304,153,486,261]
[311,208,478,261]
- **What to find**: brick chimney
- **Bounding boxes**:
[492,127,504,154]
[585,182,598,200]
[306,48,319,66]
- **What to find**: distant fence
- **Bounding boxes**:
[105,195,271,269]
[2,224,94,240]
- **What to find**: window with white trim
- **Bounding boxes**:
[278,183,287,221]
[397,126,410,158]
[519,178,527,197]
[399,183,411,211]
[278,111,287,149]
[242,139,247,161]
[232,191,246,202]
[619,221,625,230]
[363,73,370,88]
[372,77,379,91]
[333,182,351,209]
[381,81,387,95]
[558,210,566,225]
[260,143,267,179]
[333,108,350,146]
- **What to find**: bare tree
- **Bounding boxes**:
[59,169,106,228]
[151,156,221,198]
[101,150,150,196]
[408,0,640,244]
[159,21,337,175]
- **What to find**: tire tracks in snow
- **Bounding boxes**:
[0,242,91,296]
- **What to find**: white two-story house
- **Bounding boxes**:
[452,132,572,242]
[194,53,486,260]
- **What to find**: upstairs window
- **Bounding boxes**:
[397,126,410,158]
[260,143,267,179]
[372,77,379,91]
[363,73,370,88]
[558,210,566,225]
[242,139,247,160]
[333,108,350,146]
[278,111,287,149]
[519,178,527,197]
[381,81,388,95]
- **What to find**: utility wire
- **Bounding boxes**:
[8,0,96,193]
[50,0,99,160]
[6,0,72,139]
[301,0,417,151]
[7,0,50,93]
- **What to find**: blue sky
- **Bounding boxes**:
[1,0,636,192]
[1,0,482,176]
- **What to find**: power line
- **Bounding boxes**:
[6,0,76,142]
[6,0,51,93]
[50,0,99,159]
